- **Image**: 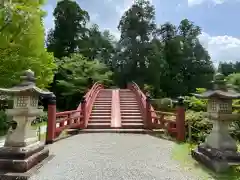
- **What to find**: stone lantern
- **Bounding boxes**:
[191,73,240,172]
[0,70,52,173]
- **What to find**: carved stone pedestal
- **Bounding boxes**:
[0,141,49,173]
[191,144,240,172]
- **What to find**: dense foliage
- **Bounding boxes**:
[218,62,240,77]
[0,0,56,88]
[0,110,8,136]
[115,1,214,97]
[55,53,112,110]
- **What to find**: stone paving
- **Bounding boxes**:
[29,133,203,180]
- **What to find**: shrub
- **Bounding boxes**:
[230,99,240,139]
[184,88,207,112]
[186,110,240,143]
[40,112,48,122]
[233,99,240,113]
[151,98,174,112]
[31,112,48,125]
[230,118,240,140]
[184,96,207,112]
[143,84,154,97]
[0,110,9,136]
[185,110,212,142]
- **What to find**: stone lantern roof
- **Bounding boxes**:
[0,69,52,96]
[193,73,240,99]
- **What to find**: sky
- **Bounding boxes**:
[43,0,240,66]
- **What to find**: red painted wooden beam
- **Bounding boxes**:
[111,89,121,128]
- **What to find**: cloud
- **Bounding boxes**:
[188,0,225,6]
[114,0,134,16]
[199,32,240,66]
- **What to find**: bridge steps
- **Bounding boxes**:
[86,89,145,132]
[119,89,144,129]
[87,89,112,129]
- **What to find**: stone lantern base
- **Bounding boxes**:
[0,141,49,173]
[191,144,240,172]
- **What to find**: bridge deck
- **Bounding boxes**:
[30,134,202,180]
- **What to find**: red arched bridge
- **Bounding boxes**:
[46,82,185,144]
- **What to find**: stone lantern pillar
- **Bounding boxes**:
[191,73,240,172]
[0,70,52,173]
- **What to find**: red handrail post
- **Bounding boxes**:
[81,98,87,128]
[145,95,152,129]
[176,97,185,142]
[46,94,56,144]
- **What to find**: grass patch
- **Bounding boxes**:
[39,133,46,142]
[171,143,240,180]
[31,123,47,142]
[32,122,47,128]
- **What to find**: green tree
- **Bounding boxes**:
[46,0,91,109]
[177,19,214,94]
[56,53,112,110]
[226,73,240,92]
[155,22,183,96]
[47,0,89,59]
[218,62,240,76]
[0,0,56,88]
[79,24,116,66]
[116,0,157,88]
[114,0,214,97]
[155,19,214,97]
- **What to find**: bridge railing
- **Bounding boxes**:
[81,82,104,128]
[46,82,104,144]
[127,82,156,128]
[151,110,177,134]
[55,110,82,135]
[128,82,185,142]
[127,82,146,124]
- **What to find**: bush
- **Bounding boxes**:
[31,112,48,125]
[184,96,207,112]
[0,110,9,136]
[183,88,240,142]
[151,98,174,112]
[185,110,212,142]
[40,112,48,122]
[186,110,240,143]
[233,99,240,113]
[230,118,240,140]
[184,88,207,112]
[143,84,154,97]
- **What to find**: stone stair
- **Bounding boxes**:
[119,89,144,129]
[87,89,112,129]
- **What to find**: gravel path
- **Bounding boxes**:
[30,133,202,180]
